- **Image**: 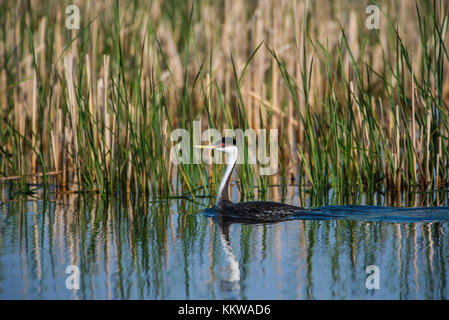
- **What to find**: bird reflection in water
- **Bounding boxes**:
[216,217,241,294]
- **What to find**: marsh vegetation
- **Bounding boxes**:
[1,1,449,300]
[0,0,448,204]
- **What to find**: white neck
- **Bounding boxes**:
[216,146,238,205]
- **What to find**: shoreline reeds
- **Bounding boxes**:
[0,0,448,203]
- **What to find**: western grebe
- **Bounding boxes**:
[195,137,303,222]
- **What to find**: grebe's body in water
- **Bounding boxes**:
[195,137,303,222]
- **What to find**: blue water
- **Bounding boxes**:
[0,196,449,299]
[295,205,449,222]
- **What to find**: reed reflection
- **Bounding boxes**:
[0,194,448,299]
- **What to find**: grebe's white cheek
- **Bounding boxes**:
[229,146,239,155]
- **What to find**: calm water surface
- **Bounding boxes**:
[1,190,449,299]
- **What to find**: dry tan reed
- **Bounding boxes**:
[0,0,448,197]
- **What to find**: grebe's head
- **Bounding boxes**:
[194,137,237,155]
[195,137,238,205]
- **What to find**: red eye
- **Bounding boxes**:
[221,143,225,147]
